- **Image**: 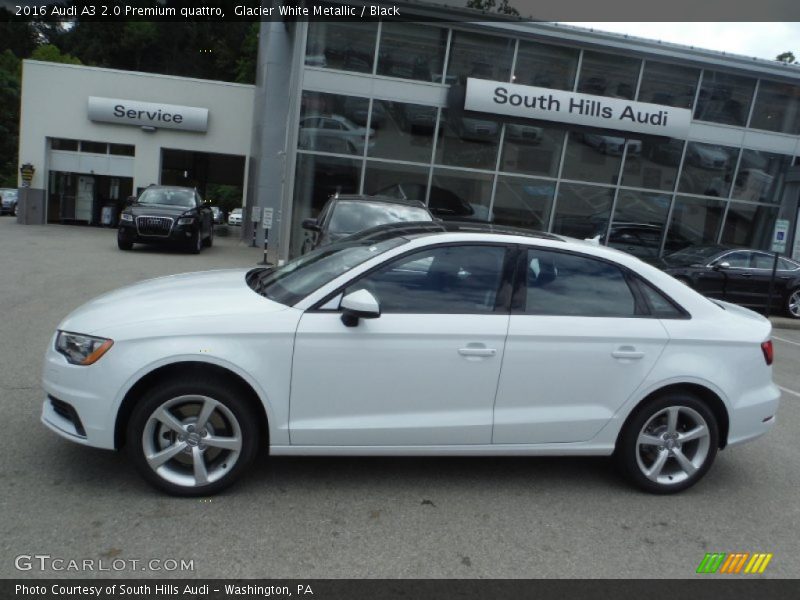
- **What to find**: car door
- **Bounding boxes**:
[290,243,513,446]
[492,247,670,444]
[714,250,758,305]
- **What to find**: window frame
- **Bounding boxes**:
[309,241,518,315]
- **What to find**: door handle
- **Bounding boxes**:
[739,272,752,277]
[458,347,497,358]
[611,347,645,360]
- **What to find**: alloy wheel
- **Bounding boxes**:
[141,395,243,488]
[635,405,711,486]
[788,289,800,318]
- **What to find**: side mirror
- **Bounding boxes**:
[713,261,731,271]
[302,218,320,232]
[340,289,380,327]
[125,195,137,206]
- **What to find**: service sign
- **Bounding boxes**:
[465,78,691,138]
[88,97,208,132]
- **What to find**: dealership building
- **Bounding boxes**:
[16,2,800,261]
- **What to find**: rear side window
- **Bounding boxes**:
[523,249,636,317]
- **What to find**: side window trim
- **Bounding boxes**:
[309,241,517,314]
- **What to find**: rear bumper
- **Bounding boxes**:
[727,383,781,446]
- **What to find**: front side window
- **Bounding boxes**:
[523,249,636,317]
[716,251,751,268]
[346,245,507,313]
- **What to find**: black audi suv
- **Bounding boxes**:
[118,186,214,253]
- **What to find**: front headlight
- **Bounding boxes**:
[55,331,114,365]
[120,213,133,222]
[177,217,195,225]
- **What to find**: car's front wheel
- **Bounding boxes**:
[117,236,133,251]
[203,225,214,248]
[126,378,260,496]
[786,288,800,319]
[616,394,718,494]
[189,230,202,254]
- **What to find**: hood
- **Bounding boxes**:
[58,269,286,336]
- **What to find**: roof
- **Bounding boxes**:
[347,220,565,243]
[330,194,427,209]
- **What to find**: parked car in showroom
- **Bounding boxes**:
[117,186,214,254]
[661,245,800,318]
[300,194,433,252]
[228,208,243,226]
[0,188,18,216]
[42,222,779,496]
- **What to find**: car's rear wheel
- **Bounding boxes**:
[127,378,259,496]
[616,394,718,494]
[786,288,800,319]
[117,237,133,251]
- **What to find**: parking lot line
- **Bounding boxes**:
[779,385,800,399]
[773,335,800,347]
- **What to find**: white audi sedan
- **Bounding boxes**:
[42,223,780,496]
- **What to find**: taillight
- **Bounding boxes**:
[761,340,774,365]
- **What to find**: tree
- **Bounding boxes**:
[776,51,797,64]
[0,50,21,187]
[465,0,520,16]
[30,44,82,65]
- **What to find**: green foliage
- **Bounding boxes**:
[0,49,21,187]
[776,51,797,64]
[205,184,244,215]
[30,44,83,65]
[465,0,520,16]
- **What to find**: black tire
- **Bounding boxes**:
[786,288,800,319]
[616,393,719,494]
[203,226,214,248]
[189,231,202,254]
[126,376,260,496]
[118,237,133,251]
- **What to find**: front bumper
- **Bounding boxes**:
[41,338,118,449]
[118,220,198,244]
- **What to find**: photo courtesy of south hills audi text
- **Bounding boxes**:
[14,583,315,597]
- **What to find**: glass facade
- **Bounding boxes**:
[291,22,799,260]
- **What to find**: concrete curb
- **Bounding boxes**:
[769,317,800,331]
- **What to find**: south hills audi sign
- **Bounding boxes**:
[465,78,691,138]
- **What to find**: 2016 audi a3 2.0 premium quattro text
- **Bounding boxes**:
[41,222,780,496]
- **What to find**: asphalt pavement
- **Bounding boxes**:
[0,218,798,579]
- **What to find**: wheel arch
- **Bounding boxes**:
[617,382,730,451]
[114,361,269,450]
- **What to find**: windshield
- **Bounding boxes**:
[1,190,18,200]
[663,245,726,266]
[248,237,408,305]
[328,201,431,235]
[137,188,196,208]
